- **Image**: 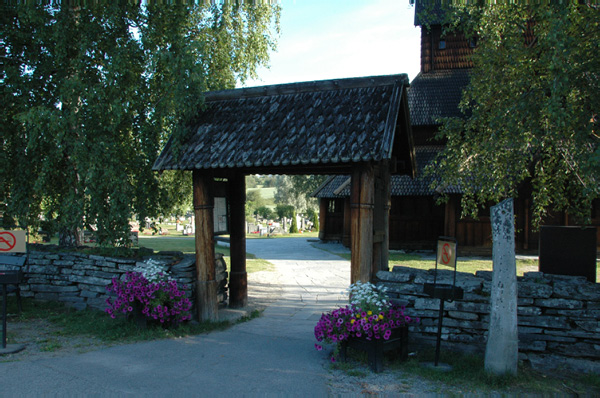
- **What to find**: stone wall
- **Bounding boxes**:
[377,266,600,372]
[1,250,228,316]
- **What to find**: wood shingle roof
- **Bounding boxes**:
[153,74,414,175]
[407,69,470,126]
[312,146,462,198]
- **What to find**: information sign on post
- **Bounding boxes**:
[436,239,456,269]
[0,229,27,354]
[0,230,27,253]
[423,236,463,369]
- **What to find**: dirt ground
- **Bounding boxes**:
[1,318,109,361]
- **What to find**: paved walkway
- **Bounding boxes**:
[0,238,351,396]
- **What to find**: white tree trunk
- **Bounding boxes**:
[485,198,518,375]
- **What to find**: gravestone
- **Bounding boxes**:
[485,198,518,375]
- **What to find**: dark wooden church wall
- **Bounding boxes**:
[320,198,345,241]
[389,196,444,249]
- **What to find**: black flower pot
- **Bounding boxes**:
[339,326,408,373]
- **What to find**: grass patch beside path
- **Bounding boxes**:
[7,298,232,345]
[334,345,600,395]
[246,258,275,273]
[391,348,600,395]
[246,231,319,239]
[5,297,261,350]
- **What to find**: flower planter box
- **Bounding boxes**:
[339,325,408,373]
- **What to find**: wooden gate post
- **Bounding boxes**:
[193,170,218,321]
[318,199,327,240]
[373,161,391,276]
[343,198,351,248]
[351,163,375,283]
[228,172,247,308]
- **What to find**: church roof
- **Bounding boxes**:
[312,146,462,198]
[408,69,470,126]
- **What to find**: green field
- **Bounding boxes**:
[246,187,276,200]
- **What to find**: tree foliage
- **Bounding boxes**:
[255,205,273,220]
[289,210,298,233]
[245,190,266,216]
[307,207,319,231]
[1,2,279,245]
[275,204,295,220]
[274,175,326,214]
[426,2,600,226]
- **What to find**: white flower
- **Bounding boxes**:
[134,259,170,282]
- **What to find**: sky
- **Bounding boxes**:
[243,0,422,88]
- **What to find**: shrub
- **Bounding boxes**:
[289,211,298,233]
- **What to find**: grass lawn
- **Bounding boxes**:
[385,252,540,277]
[317,246,600,281]
[137,235,273,273]
[246,231,319,239]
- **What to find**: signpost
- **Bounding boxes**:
[424,236,464,368]
[0,230,27,354]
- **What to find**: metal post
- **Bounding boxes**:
[434,298,445,366]
[2,285,7,349]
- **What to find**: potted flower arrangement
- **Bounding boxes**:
[314,281,418,372]
[105,260,192,328]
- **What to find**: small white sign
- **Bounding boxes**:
[0,230,27,253]
[436,239,456,268]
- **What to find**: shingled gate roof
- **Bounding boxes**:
[407,69,470,126]
[312,146,462,198]
[153,74,415,175]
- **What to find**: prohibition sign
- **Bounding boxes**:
[0,231,17,252]
[441,243,451,265]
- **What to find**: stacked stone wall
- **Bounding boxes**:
[1,250,227,315]
[377,266,600,372]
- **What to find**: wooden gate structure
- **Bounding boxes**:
[153,74,416,321]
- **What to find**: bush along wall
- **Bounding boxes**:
[377,266,600,373]
[3,249,228,317]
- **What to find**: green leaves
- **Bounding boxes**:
[429,3,600,226]
[1,3,279,245]
[274,175,326,214]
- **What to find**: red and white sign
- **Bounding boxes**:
[436,240,456,268]
[0,230,27,253]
